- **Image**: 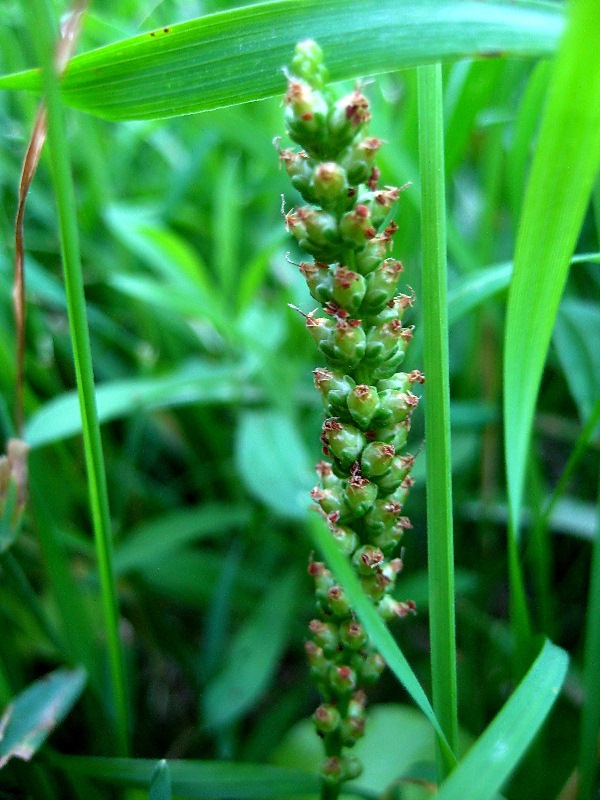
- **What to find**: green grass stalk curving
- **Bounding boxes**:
[24,0,129,755]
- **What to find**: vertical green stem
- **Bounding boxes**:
[417,63,459,777]
[578,467,600,800]
[25,0,129,755]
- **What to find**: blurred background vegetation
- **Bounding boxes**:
[0,1,599,798]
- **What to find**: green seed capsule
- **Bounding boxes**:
[361,259,404,314]
[321,418,365,469]
[347,384,379,428]
[353,236,388,275]
[352,544,385,576]
[330,266,366,314]
[340,136,382,185]
[313,369,355,417]
[284,78,329,147]
[327,90,371,151]
[329,664,357,695]
[320,320,366,368]
[339,619,368,650]
[314,703,341,734]
[311,162,349,206]
[326,584,352,618]
[377,389,419,425]
[341,714,366,746]
[360,441,395,477]
[356,651,386,684]
[343,473,378,517]
[364,319,406,365]
[330,523,359,556]
[370,419,410,452]
[299,260,332,304]
[339,204,377,248]
[363,498,403,537]
[309,618,339,655]
[291,40,328,89]
[372,454,415,494]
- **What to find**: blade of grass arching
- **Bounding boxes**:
[24,0,129,755]
[503,0,600,666]
[417,63,459,776]
[0,1,564,121]
[436,639,568,800]
[578,470,600,800]
[52,756,322,798]
[308,515,457,774]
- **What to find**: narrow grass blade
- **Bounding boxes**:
[503,0,600,540]
[149,760,172,800]
[53,756,321,797]
[25,0,129,754]
[0,1,563,120]
[436,640,568,800]
[308,514,457,773]
[578,470,600,800]
[417,62,458,774]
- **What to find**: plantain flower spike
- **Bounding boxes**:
[279,41,423,794]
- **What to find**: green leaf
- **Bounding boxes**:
[149,760,172,800]
[0,1,563,120]
[202,568,300,729]
[503,0,600,539]
[236,410,313,520]
[0,667,86,768]
[307,514,457,773]
[112,504,251,576]
[447,263,512,327]
[436,640,568,800]
[553,297,600,436]
[25,359,255,449]
[54,756,320,798]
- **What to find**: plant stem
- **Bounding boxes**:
[578,466,600,800]
[417,63,459,777]
[24,0,129,755]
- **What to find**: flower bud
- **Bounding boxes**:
[329,664,357,695]
[327,584,352,618]
[321,419,364,469]
[347,384,379,428]
[319,320,366,368]
[377,390,419,425]
[314,703,341,734]
[360,569,391,601]
[361,259,404,314]
[370,419,410,452]
[340,136,383,185]
[313,369,355,417]
[341,714,366,746]
[291,40,328,89]
[311,162,349,206]
[327,90,371,150]
[309,618,339,655]
[364,320,409,365]
[354,236,388,275]
[363,498,403,537]
[352,544,385,576]
[372,454,415,494]
[360,441,395,477]
[278,148,315,201]
[339,204,376,248]
[308,561,334,604]
[377,596,417,622]
[343,472,378,517]
[330,267,366,314]
[378,369,424,393]
[330,523,359,556]
[305,640,330,683]
[311,485,349,519]
[357,651,386,684]
[321,756,344,785]
[339,619,368,651]
[298,260,332,304]
[363,293,414,328]
[284,78,329,148]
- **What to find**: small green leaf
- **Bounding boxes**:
[236,410,313,520]
[113,504,251,576]
[0,1,563,120]
[0,667,86,768]
[436,640,568,800]
[149,760,172,800]
[25,360,254,448]
[202,569,300,729]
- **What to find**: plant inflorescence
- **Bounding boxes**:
[278,40,423,795]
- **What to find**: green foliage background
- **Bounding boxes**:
[0,1,599,798]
